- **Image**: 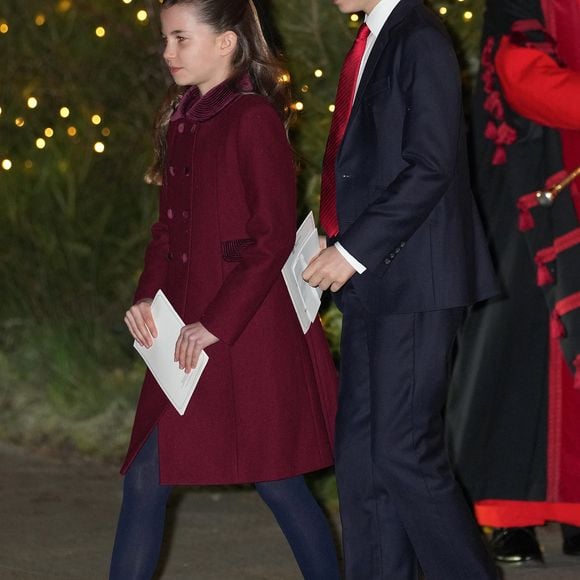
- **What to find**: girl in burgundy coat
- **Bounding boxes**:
[109,1,340,578]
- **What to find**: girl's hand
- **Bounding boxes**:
[125,299,157,348]
[175,322,219,373]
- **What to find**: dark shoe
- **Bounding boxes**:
[563,533,580,556]
[490,527,543,564]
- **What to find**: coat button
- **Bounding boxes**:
[395,247,401,254]
[169,166,176,177]
[178,123,185,133]
[389,253,395,259]
[167,208,174,219]
[182,253,188,263]
[400,242,406,248]
[182,210,189,219]
[384,258,392,265]
[341,174,351,179]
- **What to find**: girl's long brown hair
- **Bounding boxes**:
[146,0,293,185]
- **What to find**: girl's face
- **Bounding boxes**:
[161,4,236,94]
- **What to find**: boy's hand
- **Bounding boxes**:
[303,246,356,292]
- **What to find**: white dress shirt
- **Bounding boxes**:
[335,0,402,274]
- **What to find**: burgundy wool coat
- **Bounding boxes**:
[120,81,338,485]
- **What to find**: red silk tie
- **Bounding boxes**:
[320,23,371,237]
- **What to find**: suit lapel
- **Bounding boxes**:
[350,0,422,117]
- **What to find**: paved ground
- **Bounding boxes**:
[1,442,579,579]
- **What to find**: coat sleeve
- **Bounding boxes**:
[495,36,580,130]
[199,102,297,346]
[338,26,464,271]
[133,182,170,304]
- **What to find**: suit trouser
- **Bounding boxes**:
[335,299,497,580]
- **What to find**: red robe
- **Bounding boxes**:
[120,81,337,485]
[473,1,580,527]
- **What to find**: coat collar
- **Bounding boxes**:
[351,0,423,113]
[171,74,253,123]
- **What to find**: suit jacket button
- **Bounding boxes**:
[341,174,351,179]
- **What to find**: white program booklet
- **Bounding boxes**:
[282,211,323,333]
[133,290,209,416]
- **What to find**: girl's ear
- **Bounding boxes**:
[219,30,238,57]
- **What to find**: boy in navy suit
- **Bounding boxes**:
[304,1,498,577]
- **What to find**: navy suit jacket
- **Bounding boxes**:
[334,0,498,314]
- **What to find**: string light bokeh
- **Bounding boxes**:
[0,0,482,174]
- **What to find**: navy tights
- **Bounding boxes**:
[109,430,340,579]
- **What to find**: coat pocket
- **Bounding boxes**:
[221,238,255,262]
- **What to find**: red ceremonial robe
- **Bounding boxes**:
[472,0,580,527]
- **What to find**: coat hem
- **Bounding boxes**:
[158,457,334,486]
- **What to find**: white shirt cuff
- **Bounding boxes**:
[335,242,367,274]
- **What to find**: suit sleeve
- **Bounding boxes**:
[133,182,170,304]
[495,36,580,130]
[338,26,465,272]
[199,103,296,346]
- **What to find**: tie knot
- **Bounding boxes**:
[356,23,371,43]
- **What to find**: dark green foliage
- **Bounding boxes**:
[0,0,482,461]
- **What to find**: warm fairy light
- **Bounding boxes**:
[44,128,54,138]
[35,14,46,26]
[94,142,105,153]
[36,138,47,149]
[294,102,304,111]
[279,73,291,84]
[0,22,9,34]
[67,126,77,137]
[464,11,474,21]
[137,10,148,22]
[122,0,133,4]
[350,14,359,22]
[301,85,309,93]
[56,0,72,13]
[27,97,38,109]
[2,159,12,171]
[95,26,106,38]
[0,106,2,115]
[329,104,336,113]
[314,69,323,78]
[101,127,111,137]
[91,114,102,125]
[15,117,25,127]
[60,107,70,118]
[439,7,448,15]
